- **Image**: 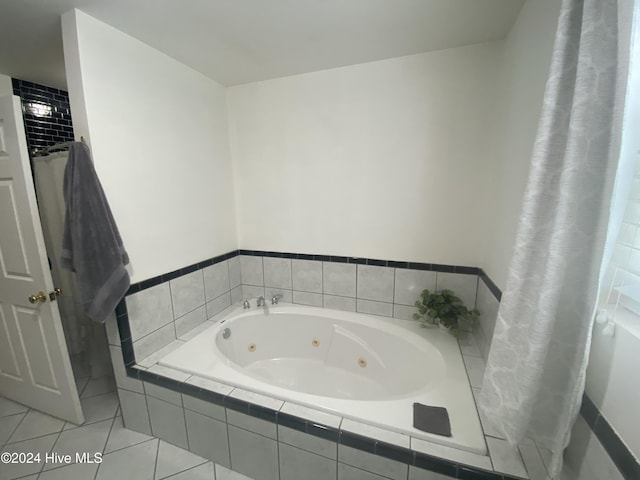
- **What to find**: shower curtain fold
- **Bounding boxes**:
[477,0,634,476]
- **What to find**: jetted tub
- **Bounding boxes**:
[160,303,486,454]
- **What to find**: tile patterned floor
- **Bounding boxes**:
[0,377,253,480]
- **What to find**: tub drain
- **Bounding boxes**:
[248,343,256,352]
[358,357,367,368]
[311,338,320,347]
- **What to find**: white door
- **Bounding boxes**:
[0,95,83,424]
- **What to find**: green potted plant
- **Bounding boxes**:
[413,289,479,336]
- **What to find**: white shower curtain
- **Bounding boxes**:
[478,0,634,477]
[33,151,111,377]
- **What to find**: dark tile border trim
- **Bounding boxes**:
[478,268,502,302]
[125,249,481,296]
[125,250,237,295]
[581,394,640,479]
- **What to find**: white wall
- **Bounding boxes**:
[61,10,237,283]
[0,73,13,96]
[481,0,561,290]
[228,43,501,266]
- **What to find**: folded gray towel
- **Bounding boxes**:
[413,403,452,437]
[60,142,130,323]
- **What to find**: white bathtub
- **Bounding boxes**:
[159,303,486,454]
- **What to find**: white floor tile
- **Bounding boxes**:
[80,376,116,399]
[8,410,65,443]
[104,416,153,453]
[214,464,254,480]
[154,440,208,479]
[95,438,159,480]
[164,462,215,479]
[0,413,25,445]
[75,377,91,397]
[38,462,99,480]
[80,391,119,425]
[42,418,113,471]
[0,432,58,480]
[0,398,29,417]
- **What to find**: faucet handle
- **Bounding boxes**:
[271,293,283,305]
[243,299,250,309]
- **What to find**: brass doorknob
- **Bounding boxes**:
[28,291,47,304]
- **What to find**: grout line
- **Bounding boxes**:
[391,266,397,308]
[93,413,119,479]
[276,407,282,480]
[225,403,232,472]
[182,398,190,452]
[321,261,326,307]
[162,460,211,480]
[168,278,178,341]
[225,258,232,297]
[354,264,358,306]
[38,421,66,477]
[474,275,479,309]
[3,408,29,445]
[142,388,154,439]
[515,443,530,480]
[102,436,154,456]
[152,435,160,480]
[533,441,551,479]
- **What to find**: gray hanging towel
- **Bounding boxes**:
[60,142,130,323]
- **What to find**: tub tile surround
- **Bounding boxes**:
[236,253,480,326]
[107,249,546,480]
[112,249,640,480]
[473,281,500,362]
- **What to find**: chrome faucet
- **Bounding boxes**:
[243,299,250,309]
[271,294,283,305]
[256,296,265,307]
